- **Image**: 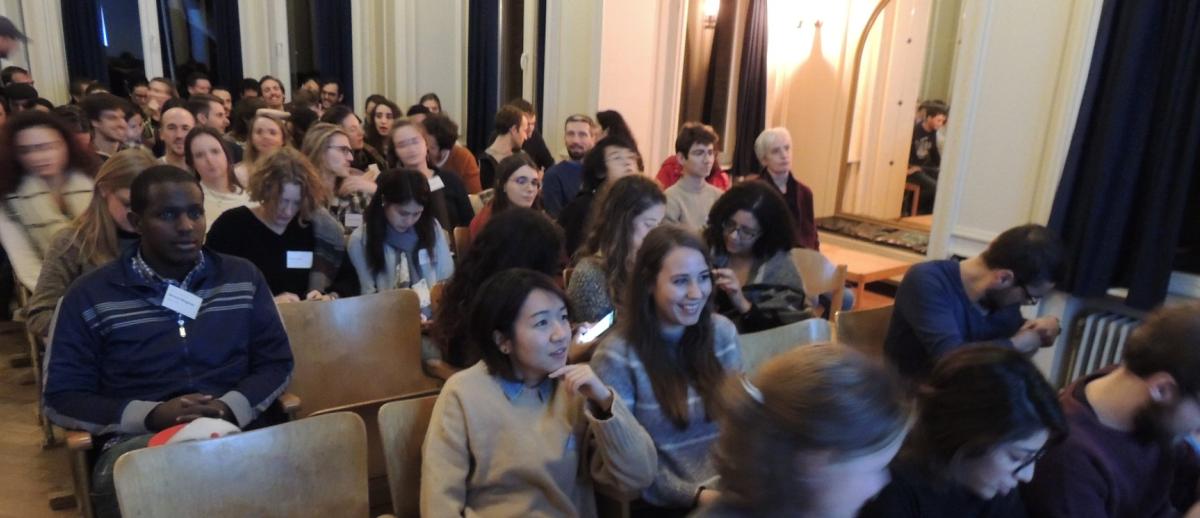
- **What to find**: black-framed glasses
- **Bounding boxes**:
[1012,447,1047,476]
[722,220,761,240]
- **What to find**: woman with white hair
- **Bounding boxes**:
[752,127,819,251]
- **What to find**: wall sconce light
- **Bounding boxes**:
[704,0,720,29]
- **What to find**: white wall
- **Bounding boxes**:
[238,0,290,89]
[351,0,467,127]
[542,0,602,159]
[1,0,68,105]
[595,0,687,172]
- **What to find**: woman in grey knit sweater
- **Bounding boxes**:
[591,225,743,516]
[568,175,666,324]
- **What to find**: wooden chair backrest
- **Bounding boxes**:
[378,395,439,517]
[790,248,847,314]
[452,227,471,259]
[114,412,369,518]
[279,289,438,419]
[835,304,894,361]
[739,318,833,375]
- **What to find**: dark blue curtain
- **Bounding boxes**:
[208,0,243,92]
[467,0,501,154]
[731,0,767,175]
[312,0,353,107]
[62,0,110,86]
[1048,0,1200,310]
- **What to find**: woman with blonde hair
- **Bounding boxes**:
[207,147,353,302]
[26,148,158,339]
[301,122,378,232]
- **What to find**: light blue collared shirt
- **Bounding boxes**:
[497,376,555,403]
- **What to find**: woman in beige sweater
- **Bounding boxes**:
[421,269,656,517]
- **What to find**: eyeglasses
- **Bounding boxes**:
[1019,284,1043,306]
[327,145,354,156]
[1012,447,1047,476]
[722,220,761,240]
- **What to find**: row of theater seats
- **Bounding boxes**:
[44,249,893,516]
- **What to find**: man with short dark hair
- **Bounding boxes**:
[507,98,556,170]
[319,79,342,110]
[884,224,1064,380]
[79,93,129,160]
[2,65,31,86]
[541,114,596,217]
[481,105,529,188]
[186,93,228,133]
[185,72,211,97]
[211,87,233,114]
[906,102,948,215]
[158,106,195,168]
[663,122,722,232]
[1023,302,1200,517]
[43,165,294,518]
[422,113,482,193]
[4,82,38,112]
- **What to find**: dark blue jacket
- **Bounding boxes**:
[884,260,1025,380]
[43,246,293,436]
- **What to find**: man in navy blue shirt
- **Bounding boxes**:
[541,114,596,217]
[43,166,293,517]
[884,224,1064,380]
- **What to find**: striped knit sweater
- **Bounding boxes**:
[590,314,742,508]
[43,246,293,439]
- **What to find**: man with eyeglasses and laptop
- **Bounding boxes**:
[884,224,1064,381]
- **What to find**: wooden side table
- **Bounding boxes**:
[820,243,915,308]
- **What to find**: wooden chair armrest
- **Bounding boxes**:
[277,392,301,417]
[66,430,92,451]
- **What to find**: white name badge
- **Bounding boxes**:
[162,285,202,319]
[343,212,363,228]
[287,251,314,269]
[428,175,446,192]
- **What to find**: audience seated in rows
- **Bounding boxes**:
[860,345,1066,518]
[385,119,474,231]
[206,148,353,303]
[704,181,808,333]
[0,111,98,291]
[696,345,910,518]
[347,169,453,316]
[568,175,665,325]
[421,268,656,516]
[429,207,564,380]
[591,225,742,515]
[184,126,253,231]
[885,224,1063,381]
[1023,302,1200,517]
[26,148,156,340]
[42,166,294,518]
[469,151,542,239]
[558,136,641,255]
[542,113,598,217]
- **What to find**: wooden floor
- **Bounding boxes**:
[0,322,76,518]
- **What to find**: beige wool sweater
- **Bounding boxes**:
[421,362,657,517]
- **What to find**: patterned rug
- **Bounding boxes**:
[816,216,929,255]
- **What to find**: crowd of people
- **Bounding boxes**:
[2,22,1199,517]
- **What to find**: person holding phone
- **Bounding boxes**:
[421,269,655,517]
[591,225,742,516]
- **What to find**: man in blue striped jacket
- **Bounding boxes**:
[42,165,293,518]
